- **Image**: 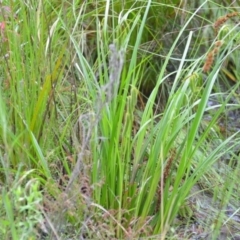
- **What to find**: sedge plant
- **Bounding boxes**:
[1,0,240,239]
[67,0,240,239]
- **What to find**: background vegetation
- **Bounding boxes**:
[0,0,240,239]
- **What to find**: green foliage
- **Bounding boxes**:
[1,172,43,239]
[1,0,240,239]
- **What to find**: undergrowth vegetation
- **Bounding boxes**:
[1,0,240,239]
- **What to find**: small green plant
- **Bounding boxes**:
[1,172,43,239]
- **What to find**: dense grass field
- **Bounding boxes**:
[1,0,240,239]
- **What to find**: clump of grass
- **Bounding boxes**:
[71,1,240,239]
[1,0,240,239]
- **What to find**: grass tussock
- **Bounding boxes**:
[1,0,240,239]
